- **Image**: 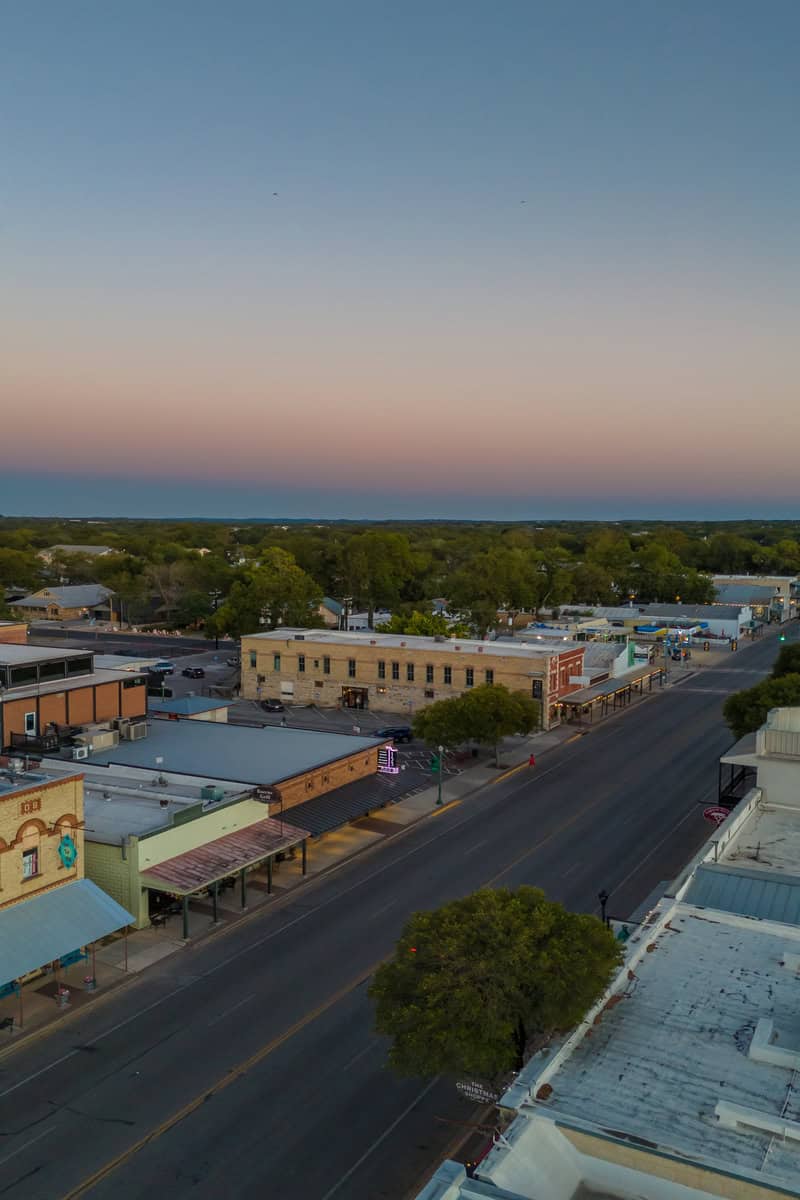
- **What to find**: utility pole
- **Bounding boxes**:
[209,588,222,650]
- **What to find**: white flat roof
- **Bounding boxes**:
[246,628,581,659]
[722,805,800,878]
[0,644,89,664]
[536,906,800,1191]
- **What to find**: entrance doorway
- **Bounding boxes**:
[341,686,369,710]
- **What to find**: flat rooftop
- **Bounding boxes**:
[82,718,381,787]
[536,906,800,1192]
[246,628,582,659]
[0,643,89,665]
[0,763,83,801]
[40,760,250,842]
[149,697,230,716]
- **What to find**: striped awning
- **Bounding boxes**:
[139,816,309,895]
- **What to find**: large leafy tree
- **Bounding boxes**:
[370,887,622,1085]
[376,610,472,638]
[772,643,800,679]
[340,531,414,624]
[723,673,800,740]
[206,549,321,639]
[413,684,539,765]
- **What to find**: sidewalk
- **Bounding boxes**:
[0,722,575,1056]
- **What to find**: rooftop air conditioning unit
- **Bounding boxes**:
[123,721,148,741]
[72,746,89,761]
[114,718,130,732]
[294,634,305,640]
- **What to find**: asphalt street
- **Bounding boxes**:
[0,629,789,1200]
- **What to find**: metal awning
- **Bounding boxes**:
[0,878,133,985]
[139,816,310,895]
[557,664,663,706]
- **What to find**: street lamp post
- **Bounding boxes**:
[598,889,610,929]
[209,589,222,650]
[437,745,444,806]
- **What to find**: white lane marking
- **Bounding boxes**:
[0,733,583,1096]
[463,839,487,855]
[610,802,704,900]
[341,1041,380,1072]
[318,1077,440,1200]
[369,898,401,921]
[0,1050,81,1100]
[207,994,255,1028]
[0,1126,53,1168]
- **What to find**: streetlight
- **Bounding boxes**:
[598,889,610,928]
[431,745,444,806]
[209,589,222,650]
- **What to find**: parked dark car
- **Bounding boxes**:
[260,698,285,712]
[182,666,205,679]
[374,725,413,744]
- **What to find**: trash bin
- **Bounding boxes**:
[703,641,710,652]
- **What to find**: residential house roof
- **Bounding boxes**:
[15,584,114,609]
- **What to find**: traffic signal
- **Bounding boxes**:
[780,634,787,642]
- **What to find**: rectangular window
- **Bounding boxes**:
[465,667,474,688]
[273,653,281,671]
[425,664,434,684]
[377,660,386,680]
[323,656,331,675]
[24,711,37,735]
[424,689,435,699]
[485,668,494,685]
[39,659,67,683]
[443,666,452,685]
[298,654,306,673]
[22,847,38,879]
[406,663,415,682]
[532,680,543,700]
[348,658,357,679]
[66,657,92,676]
[391,661,400,681]
[249,650,257,669]
[123,676,145,689]
[9,664,37,688]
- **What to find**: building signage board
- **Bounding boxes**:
[377,746,399,775]
[704,806,730,827]
[255,785,282,806]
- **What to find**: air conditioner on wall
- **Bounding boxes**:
[72,746,89,761]
[126,721,148,741]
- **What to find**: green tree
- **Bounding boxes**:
[370,887,622,1085]
[376,610,472,638]
[414,684,539,766]
[723,673,800,740]
[772,644,800,678]
[341,532,414,625]
[207,549,321,639]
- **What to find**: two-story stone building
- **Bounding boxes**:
[240,629,586,728]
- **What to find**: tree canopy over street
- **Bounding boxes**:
[2,515,799,637]
[370,887,622,1086]
[724,641,800,739]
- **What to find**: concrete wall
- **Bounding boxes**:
[0,774,83,911]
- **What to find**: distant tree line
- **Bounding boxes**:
[2,516,799,637]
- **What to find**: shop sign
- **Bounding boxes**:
[703,806,730,827]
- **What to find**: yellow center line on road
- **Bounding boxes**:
[59,959,383,1200]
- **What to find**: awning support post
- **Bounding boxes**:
[267,856,273,895]
[302,840,308,876]
[212,881,219,924]
[18,984,23,1030]
[124,927,129,973]
[182,895,189,940]
[240,868,247,909]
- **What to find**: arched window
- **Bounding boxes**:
[17,820,45,881]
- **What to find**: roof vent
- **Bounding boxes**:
[478,645,484,653]
[370,639,376,645]
[400,641,406,647]
[454,645,461,651]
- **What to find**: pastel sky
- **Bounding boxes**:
[2,1,799,519]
